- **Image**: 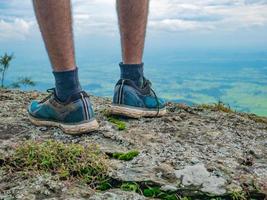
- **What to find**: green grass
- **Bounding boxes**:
[2,140,109,187]
[199,100,267,124]
[120,182,141,193]
[230,190,247,200]
[246,113,267,124]
[107,116,126,130]
[198,101,234,113]
[97,180,112,191]
[112,150,139,161]
[143,187,178,200]
[178,197,191,200]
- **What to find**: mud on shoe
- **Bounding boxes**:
[110,78,166,118]
[28,88,99,134]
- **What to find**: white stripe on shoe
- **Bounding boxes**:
[81,93,90,120]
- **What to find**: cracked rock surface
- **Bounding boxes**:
[0,89,267,199]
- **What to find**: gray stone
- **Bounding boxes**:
[89,189,147,200]
[1,89,267,198]
[160,185,178,192]
[175,164,226,195]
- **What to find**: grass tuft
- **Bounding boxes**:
[97,180,112,191]
[143,187,178,199]
[108,116,126,130]
[3,140,109,187]
[198,100,234,113]
[230,190,247,200]
[120,182,141,193]
[246,114,267,124]
[143,187,162,197]
[112,150,139,161]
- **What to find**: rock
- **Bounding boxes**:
[39,126,48,131]
[160,185,178,192]
[0,89,267,199]
[190,157,200,164]
[89,189,147,200]
[30,92,39,99]
[175,164,226,195]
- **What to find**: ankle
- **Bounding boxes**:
[53,67,82,102]
[119,62,144,88]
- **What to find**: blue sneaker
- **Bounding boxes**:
[28,88,99,134]
[110,78,166,118]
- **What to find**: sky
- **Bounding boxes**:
[0,0,267,50]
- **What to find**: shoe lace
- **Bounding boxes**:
[39,88,56,104]
[144,78,160,117]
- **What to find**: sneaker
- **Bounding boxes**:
[109,78,166,118]
[28,88,99,134]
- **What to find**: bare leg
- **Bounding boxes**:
[116,0,149,64]
[33,0,81,102]
[111,0,167,117]
[33,0,75,71]
[29,0,99,133]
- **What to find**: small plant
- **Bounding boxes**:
[3,140,109,188]
[121,182,140,193]
[231,190,247,200]
[0,53,14,88]
[97,180,112,191]
[199,100,233,113]
[112,150,139,161]
[143,187,178,199]
[246,114,267,124]
[143,187,162,198]
[108,116,126,130]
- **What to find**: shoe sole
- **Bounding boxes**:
[109,104,167,118]
[29,115,99,135]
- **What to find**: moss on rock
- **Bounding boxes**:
[3,140,109,187]
[108,116,126,130]
[112,150,139,161]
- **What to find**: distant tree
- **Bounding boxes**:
[0,53,14,88]
[0,53,36,89]
[11,77,36,88]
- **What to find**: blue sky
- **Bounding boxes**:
[0,0,267,50]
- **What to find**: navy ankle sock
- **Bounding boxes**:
[53,68,82,102]
[119,62,144,87]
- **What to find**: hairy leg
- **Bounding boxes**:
[116,0,149,64]
[29,0,99,133]
[33,0,75,71]
[33,0,81,102]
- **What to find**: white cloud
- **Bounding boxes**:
[149,0,267,32]
[0,18,34,40]
[72,0,117,36]
[0,0,267,39]
[149,19,215,32]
